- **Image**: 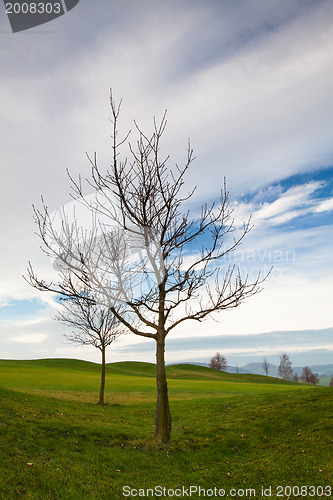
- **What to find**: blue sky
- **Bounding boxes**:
[0,0,333,366]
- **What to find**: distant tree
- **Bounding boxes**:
[278,353,293,380]
[55,290,125,405]
[308,372,319,385]
[300,367,319,385]
[235,363,239,374]
[209,352,227,372]
[300,366,312,383]
[300,366,319,384]
[263,357,269,376]
[291,372,299,382]
[329,377,333,387]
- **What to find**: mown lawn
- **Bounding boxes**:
[0,360,332,499]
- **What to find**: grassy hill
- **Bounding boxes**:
[0,359,332,498]
[0,358,307,403]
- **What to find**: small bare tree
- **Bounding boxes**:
[55,289,124,405]
[329,376,333,387]
[25,92,268,443]
[300,366,319,385]
[278,353,293,380]
[308,372,319,385]
[300,366,312,383]
[263,357,269,376]
[209,352,227,371]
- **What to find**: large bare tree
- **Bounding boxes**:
[26,92,267,443]
[55,288,124,405]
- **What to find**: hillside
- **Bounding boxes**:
[0,358,299,389]
[0,359,332,499]
[0,358,318,410]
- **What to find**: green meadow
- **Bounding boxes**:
[318,376,332,387]
[0,359,332,499]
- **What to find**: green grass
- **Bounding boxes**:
[318,376,333,387]
[0,359,305,402]
[0,359,332,499]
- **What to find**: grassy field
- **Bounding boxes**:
[0,359,332,499]
[318,376,332,387]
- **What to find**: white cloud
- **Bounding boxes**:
[231,181,332,229]
[314,197,333,213]
[12,333,48,344]
[255,182,323,220]
[179,252,207,271]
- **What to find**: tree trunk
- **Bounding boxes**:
[154,336,171,443]
[98,346,106,405]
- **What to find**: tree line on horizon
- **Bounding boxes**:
[208,351,329,385]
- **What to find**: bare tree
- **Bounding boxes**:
[278,353,293,380]
[209,352,227,372]
[291,372,299,382]
[300,366,312,383]
[329,376,333,387]
[25,92,268,443]
[262,357,269,376]
[55,288,125,405]
[300,366,319,385]
[308,372,319,385]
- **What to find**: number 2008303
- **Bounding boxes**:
[5,3,62,14]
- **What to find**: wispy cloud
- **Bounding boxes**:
[314,197,333,213]
[255,181,323,219]
[232,179,333,228]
